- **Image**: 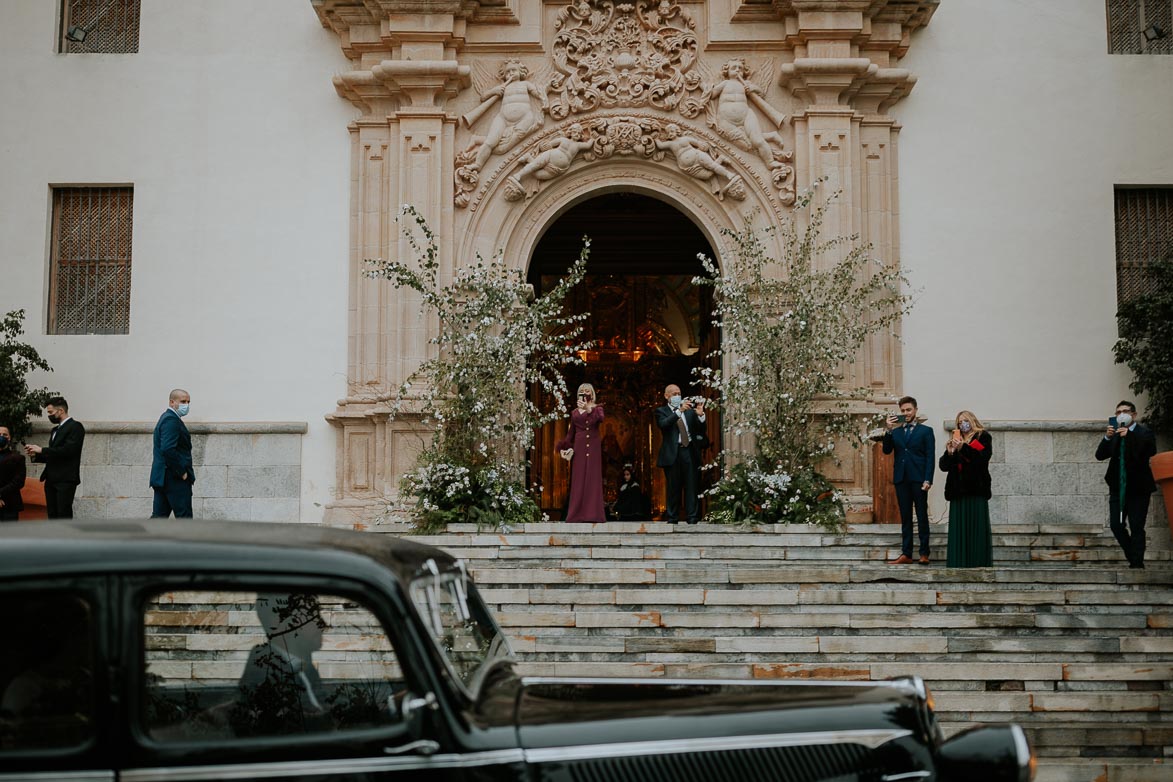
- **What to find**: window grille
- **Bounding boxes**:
[1107,0,1173,54]
[59,0,141,54]
[49,187,133,335]
[1114,188,1173,306]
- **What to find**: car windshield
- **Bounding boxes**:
[408,561,513,697]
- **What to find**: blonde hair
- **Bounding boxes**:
[577,383,596,401]
[955,410,985,438]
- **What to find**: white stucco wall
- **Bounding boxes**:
[896,0,1173,427]
[0,2,356,520]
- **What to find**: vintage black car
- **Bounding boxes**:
[0,521,1033,781]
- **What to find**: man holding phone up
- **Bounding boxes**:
[883,396,935,565]
[1095,400,1156,568]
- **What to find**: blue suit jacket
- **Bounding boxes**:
[150,410,195,488]
[882,423,935,485]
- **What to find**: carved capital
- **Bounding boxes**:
[780,57,875,108]
[373,60,471,108]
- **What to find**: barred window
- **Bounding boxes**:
[1115,188,1173,307]
[1107,0,1172,54]
[49,187,133,335]
[59,0,141,54]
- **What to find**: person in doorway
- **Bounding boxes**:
[150,389,195,519]
[656,384,704,523]
[1095,400,1157,569]
[25,397,85,520]
[556,383,606,522]
[939,410,993,567]
[0,424,26,522]
[882,395,934,564]
[614,464,647,522]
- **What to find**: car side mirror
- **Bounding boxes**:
[937,724,1034,782]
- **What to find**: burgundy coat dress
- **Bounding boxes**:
[556,405,606,522]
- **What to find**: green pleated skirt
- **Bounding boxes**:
[946,496,993,568]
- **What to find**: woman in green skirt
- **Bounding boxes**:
[939,410,993,567]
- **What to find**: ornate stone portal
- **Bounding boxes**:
[312,0,938,526]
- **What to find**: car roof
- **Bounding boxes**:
[0,520,456,586]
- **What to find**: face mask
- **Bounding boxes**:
[176,403,190,418]
[959,421,972,434]
[669,395,682,409]
[47,414,61,425]
[0,436,8,449]
[1116,412,1133,428]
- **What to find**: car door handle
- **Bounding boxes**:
[384,739,441,756]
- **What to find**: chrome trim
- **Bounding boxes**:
[521,675,906,690]
[1010,723,1034,780]
[523,728,913,764]
[0,774,113,782]
[119,749,526,781]
[881,773,932,781]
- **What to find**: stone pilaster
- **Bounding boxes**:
[315,0,470,524]
[776,1,937,513]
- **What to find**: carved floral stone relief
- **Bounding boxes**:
[499,116,748,203]
[453,0,794,209]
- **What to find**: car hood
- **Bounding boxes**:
[514,676,929,750]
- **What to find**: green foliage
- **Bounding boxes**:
[694,185,913,530]
[705,459,844,530]
[1114,255,1173,438]
[0,309,55,443]
[366,206,590,532]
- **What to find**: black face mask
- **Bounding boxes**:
[47,414,62,425]
[0,436,9,450]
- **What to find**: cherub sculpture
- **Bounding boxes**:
[461,59,548,172]
[707,58,789,170]
[655,123,745,201]
[504,123,597,200]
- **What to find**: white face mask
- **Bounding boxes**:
[1116,412,1133,428]
[669,395,682,409]
[959,420,972,434]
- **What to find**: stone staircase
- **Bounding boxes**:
[376,520,1173,782]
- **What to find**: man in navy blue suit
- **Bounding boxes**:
[150,389,195,518]
[882,395,935,564]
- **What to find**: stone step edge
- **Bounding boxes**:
[373,522,1108,534]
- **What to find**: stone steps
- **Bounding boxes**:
[377,521,1173,773]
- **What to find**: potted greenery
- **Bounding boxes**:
[0,309,54,445]
[1113,254,1173,535]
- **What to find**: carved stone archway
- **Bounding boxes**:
[313,0,938,526]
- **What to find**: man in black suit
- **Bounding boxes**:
[1095,400,1157,569]
[25,396,85,519]
[150,388,195,519]
[656,384,705,524]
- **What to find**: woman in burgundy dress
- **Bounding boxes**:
[556,383,606,522]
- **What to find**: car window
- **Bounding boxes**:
[0,592,96,752]
[142,589,407,743]
[409,566,512,696]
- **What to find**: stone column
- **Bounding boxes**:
[777,0,936,518]
[315,1,469,525]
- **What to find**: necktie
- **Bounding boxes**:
[677,413,690,447]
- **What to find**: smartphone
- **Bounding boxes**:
[1109,416,1118,429]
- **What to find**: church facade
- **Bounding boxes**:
[1,0,1169,525]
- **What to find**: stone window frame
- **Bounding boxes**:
[58,0,141,54]
[47,185,134,335]
[1107,0,1173,55]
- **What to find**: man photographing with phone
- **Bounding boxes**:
[1095,400,1156,569]
[882,396,935,565]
